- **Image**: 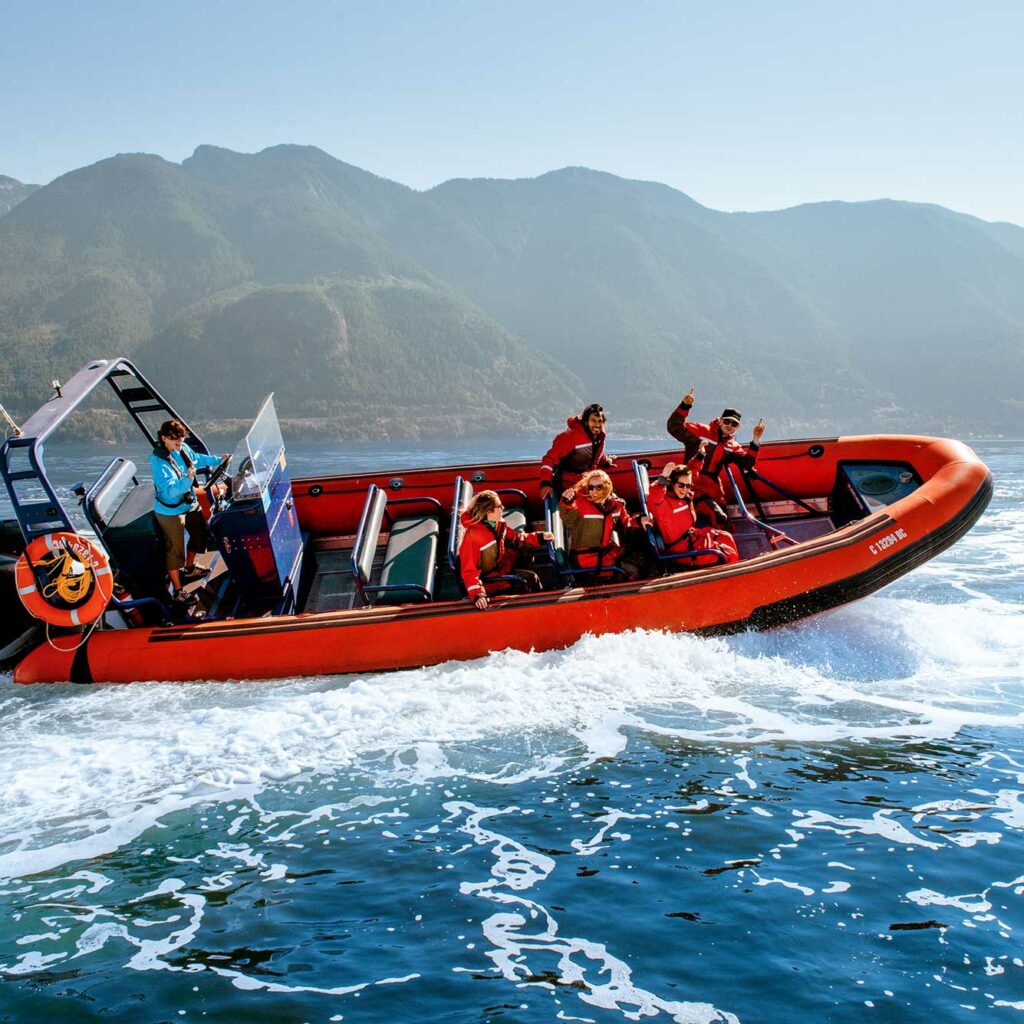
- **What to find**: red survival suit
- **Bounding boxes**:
[458,512,545,601]
[647,476,739,566]
[558,492,639,572]
[540,418,613,493]
[666,400,760,518]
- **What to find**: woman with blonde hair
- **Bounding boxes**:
[559,470,649,579]
[458,490,552,609]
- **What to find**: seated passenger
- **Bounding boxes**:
[559,470,649,580]
[459,491,553,610]
[539,403,617,503]
[149,419,227,605]
[666,387,766,527]
[648,463,739,566]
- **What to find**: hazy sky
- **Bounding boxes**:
[4,0,1022,224]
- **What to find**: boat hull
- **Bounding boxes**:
[11,434,991,685]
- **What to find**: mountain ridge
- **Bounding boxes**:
[1,146,1021,439]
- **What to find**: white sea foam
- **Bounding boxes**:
[0,574,1022,879]
[450,801,739,1024]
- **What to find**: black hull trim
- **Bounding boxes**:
[710,469,994,636]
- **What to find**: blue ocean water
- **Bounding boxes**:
[1,440,1021,1023]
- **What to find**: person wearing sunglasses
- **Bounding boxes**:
[666,387,766,529]
[539,403,617,505]
[459,490,554,609]
[559,470,650,580]
[647,462,739,566]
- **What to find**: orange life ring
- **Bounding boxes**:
[15,531,113,627]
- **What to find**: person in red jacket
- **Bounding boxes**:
[459,491,552,610]
[647,462,739,566]
[666,387,766,527]
[539,403,617,503]
[559,470,650,580]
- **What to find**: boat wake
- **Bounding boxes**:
[1,581,1021,881]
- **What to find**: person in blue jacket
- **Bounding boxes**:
[149,419,226,603]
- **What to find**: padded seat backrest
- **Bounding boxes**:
[84,457,166,601]
[448,476,473,572]
[632,460,652,516]
[86,458,140,530]
[632,459,665,554]
[544,496,570,571]
[502,509,527,533]
[352,485,388,588]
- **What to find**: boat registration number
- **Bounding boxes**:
[869,528,907,556]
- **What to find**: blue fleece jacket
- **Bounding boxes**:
[149,442,221,516]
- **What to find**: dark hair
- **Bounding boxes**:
[157,419,188,442]
[581,403,605,423]
[667,465,693,487]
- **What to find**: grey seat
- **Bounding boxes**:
[351,484,442,605]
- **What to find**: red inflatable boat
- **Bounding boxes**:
[1,359,992,685]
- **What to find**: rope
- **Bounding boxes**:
[45,616,101,653]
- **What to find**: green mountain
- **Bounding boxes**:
[0,149,579,435]
[1,146,1022,439]
[0,175,38,217]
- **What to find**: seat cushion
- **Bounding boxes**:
[379,516,440,603]
[502,510,527,533]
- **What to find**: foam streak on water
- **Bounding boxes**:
[0,440,1022,1022]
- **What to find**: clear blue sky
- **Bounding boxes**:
[3,0,1022,224]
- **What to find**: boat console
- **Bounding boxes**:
[208,396,305,616]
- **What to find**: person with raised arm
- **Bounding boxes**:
[666,387,766,528]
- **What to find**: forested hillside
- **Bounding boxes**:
[1,146,1021,438]
[0,176,38,217]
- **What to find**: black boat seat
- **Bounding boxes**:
[83,458,167,601]
[351,484,442,605]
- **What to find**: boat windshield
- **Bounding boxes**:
[229,395,285,502]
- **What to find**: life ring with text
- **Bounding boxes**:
[15,532,113,627]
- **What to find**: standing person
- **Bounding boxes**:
[666,387,766,527]
[647,462,739,566]
[559,470,649,580]
[149,419,226,605]
[459,491,553,610]
[539,403,617,504]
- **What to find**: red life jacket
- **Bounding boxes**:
[666,404,759,505]
[647,480,739,565]
[559,493,636,569]
[540,417,610,490]
[458,512,541,598]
